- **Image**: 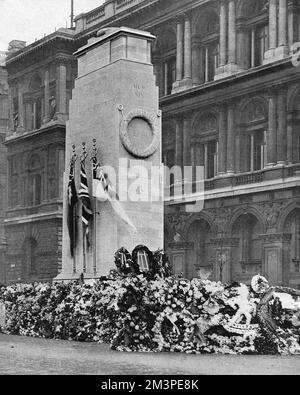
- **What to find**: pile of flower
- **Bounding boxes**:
[0,250,300,355]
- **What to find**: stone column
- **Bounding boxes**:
[43,69,50,123]
[277,88,287,164]
[17,82,24,132]
[228,0,237,65]
[56,63,67,119]
[8,86,14,132]
[226,103,235,174]
[278,0,288,47]
[287,113,294,164]
[175,18,184,83]
[184,15,192,81]
[288,1,296,49]
[269,0,278,50]
[219,0,227,67]
[218,105,227,175]
[267,92,277,166]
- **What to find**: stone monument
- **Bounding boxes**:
[55,27,163,281]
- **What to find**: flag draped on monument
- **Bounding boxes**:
[67,162,78,257]
[79,161,93,248]
[92,162,137,233]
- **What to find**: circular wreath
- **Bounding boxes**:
[120,109,160,158]
[251,275,269,295]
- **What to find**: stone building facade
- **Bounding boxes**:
[3,32,77,283]
[0,52,8,284]
[2,0,300,287]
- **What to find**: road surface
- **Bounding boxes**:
[0,334,299,375]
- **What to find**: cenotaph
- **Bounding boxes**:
[55,27,163,281]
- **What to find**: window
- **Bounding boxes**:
[201,41,219,83]
[194,9,220,83]
[200,140,218,179]
[25,97,42,131]
[153,27,176,96]
[24,74,43,132]
[246,131,267,172]
[164,57,176,95]
[29,174,42,206]
[254,25,268,67]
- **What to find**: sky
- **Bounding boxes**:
[0,0,104,51]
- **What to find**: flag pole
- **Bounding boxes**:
[71,144,77,274]
[70,0,75,29]
[91,139,98,276]
[80,142,88,274]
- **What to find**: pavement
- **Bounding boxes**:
[0,334,299,375]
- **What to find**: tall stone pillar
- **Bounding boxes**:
[278,0,288,46]
[8,87,14,132]
[17,82,24,132]
[43,69,50,123]
[173,15,193,92]
[184,16,192,81]
[226,104,235,174]
[288,1,296,49]
[56,62,67,121]
[219,0,227,68]
[215,0,242,80]
[277,88,287,164]
[175,18,184,83]
[269,0,278,50]
[218,105,227,176]
[228,0,237,65]
[276,0,289,58]
[264,0,278,62]
[267,92,277,166]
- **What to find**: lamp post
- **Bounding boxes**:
[1,237,8,286]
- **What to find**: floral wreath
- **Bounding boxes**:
[251,274,269,295]
[114,248,139,276]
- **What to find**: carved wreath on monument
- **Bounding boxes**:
[119,107,160,158]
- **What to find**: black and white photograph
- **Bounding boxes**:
[0,0,300,378]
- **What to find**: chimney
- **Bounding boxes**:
[8,40,26,55]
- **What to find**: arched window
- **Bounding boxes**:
[232,213,263,284]
[240,98,268,172]
[238,0,268,68]
[153,27,177,96]
[24,74,43,131]
[192,113,218,179]
[194,9,220,83]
